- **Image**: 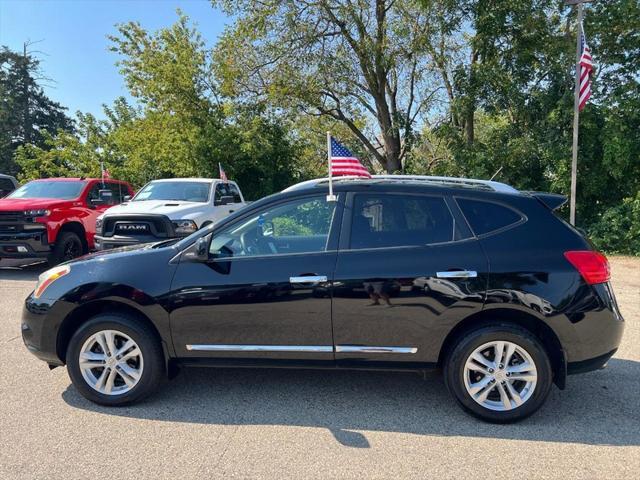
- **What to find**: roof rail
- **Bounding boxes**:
[283,175,519,194]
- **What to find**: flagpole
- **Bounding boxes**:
[567,0,590,226]
[326,131,336,202]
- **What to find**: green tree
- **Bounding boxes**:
[213,0,447,173]
[0,46,74,175]
[16,14,310,200]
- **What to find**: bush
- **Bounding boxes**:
[588,192,640,255]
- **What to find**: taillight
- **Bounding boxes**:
[564,250,610,285]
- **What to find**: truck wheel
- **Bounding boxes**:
[48,231,84,266]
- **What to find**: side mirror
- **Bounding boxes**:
[195,237,209,261]
[99,189,113,201]
[182,234,211,262]
[123,195,132,202]
[216,195,235,206]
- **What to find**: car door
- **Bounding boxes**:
[332,191,488,366]
[169,194,343,361]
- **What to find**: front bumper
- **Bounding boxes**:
[0,230,51,258]
[94,234,163,251]
[21,295,73,366]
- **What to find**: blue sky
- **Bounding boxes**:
[0,0,229,117]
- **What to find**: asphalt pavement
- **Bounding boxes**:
[0,257,638,479]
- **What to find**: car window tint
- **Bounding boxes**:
[0,178,14,197]
[457,198,523,236]
[215,183,233,204]
[210,197,336,258]
[106,182,126,204]
[229,184,242,203]
[350,194,454,249]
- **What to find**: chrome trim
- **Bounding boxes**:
[436,270,478,279]
[335,345,418,354]
[185,344,334,353]
[289,275,328,284]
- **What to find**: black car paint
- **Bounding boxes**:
[22,182,624,386]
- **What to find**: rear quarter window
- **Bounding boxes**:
[457,198,524,236]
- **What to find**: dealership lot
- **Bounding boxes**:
[0,257,638,479]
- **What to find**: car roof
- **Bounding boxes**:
[147,178,222,183]
[283,175,519,194]
[29,177,128,183]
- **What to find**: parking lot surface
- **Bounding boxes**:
[0,257,638,479]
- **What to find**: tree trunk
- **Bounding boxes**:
[465,106,474,146]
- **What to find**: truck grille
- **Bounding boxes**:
[102,215,172,239]
[0,211,24,222]
[0,211,26,233]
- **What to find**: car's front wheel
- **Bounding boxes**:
[444,324,553,423]
[66,313,164,406]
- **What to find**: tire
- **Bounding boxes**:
[48,231,84,266]
[66,313,164,406]
[444,323,553,423]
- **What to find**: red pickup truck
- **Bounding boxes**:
[0,178,134,265]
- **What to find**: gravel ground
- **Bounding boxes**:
[0,257,638,479]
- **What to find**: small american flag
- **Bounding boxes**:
[330,137,371,178]
[578,27,594,111]
[219,163,228,182]
[101,163,111,180]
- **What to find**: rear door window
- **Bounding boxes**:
[350,194,457,249]
[457,198,523,236]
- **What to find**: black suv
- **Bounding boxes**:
[21,176,624,422]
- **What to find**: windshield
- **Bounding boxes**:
[133,181,211,202]
[8,181,86,200]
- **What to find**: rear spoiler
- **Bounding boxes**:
[524,192,568,211]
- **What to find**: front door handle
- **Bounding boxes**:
[436,270,478,279]
[290,275,328,284]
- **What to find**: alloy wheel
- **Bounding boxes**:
[63,239,81,260]
[79,330,144,395]
[463,340,537,411]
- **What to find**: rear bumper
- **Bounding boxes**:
[0,230,51,258]
[567,348,617,375]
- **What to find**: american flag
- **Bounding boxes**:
[101,163,110,180]
[330,137,371,178]
[219,163,228,182]
[578,27,594,111]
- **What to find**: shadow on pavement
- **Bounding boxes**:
[62,357,640,448]
[0,260,47,281]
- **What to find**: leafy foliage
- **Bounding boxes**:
[6,2,640,253]
[0,46,74,176]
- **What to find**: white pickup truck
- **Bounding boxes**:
[94,178,246,250]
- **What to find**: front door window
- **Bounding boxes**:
[210,196,336,258]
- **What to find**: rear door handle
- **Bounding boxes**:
[436,270,478,279]
[290,275,328,284]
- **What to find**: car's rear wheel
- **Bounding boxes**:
[66,313,164,406]
[444,324,552,423]
[48,231,84,266]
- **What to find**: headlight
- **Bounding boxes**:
[25,209,50,217]
[172,219,197,235]
[96,216,104,233]
[33,265,71,299]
